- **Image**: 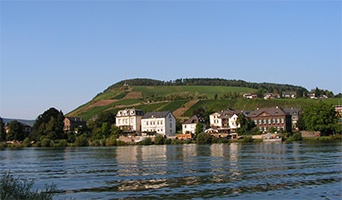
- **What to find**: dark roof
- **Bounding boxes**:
[66,117,86,122]
[142,111,172,119]
[247,107,289,118]
[283,107,302,115]
[215,109,244,117]
[184,115,205,124]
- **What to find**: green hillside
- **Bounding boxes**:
[67,78,340,121]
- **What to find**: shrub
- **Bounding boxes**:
[106,136,117,146]
[41,139,51,147]
[154,134,165,145]
[75,135,89,146]
[292,133,302,141]
[241,136,253,143]
[23,138,31,147]
[0,172,56,200]
[139,138,152,145]
[57,139,67,147]
[196,133,212,144]
[164,139,172,144]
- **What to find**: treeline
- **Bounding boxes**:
[104,78,307,93]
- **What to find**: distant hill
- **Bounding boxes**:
[66,78,337,121]
[2,118,35,126]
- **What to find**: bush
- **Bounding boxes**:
[196,133,212,144]
[154,134,165,145]
[292,133,302,141]
[56,139,67,147]
[106,136,117,146]
[0,172,56,200]
[75,135,89,146]
[139,138,152,145]
[41,139,51,147]
[23,138,31,147]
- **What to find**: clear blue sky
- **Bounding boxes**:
[1,1,341,120]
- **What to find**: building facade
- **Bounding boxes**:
[116,108,144,132]
[63,117,87,132]
[141,111,176,137]
[209,109,244,131]
[247,107,292,133]
[182,115,206,134]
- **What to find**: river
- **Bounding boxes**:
[1,142,341,199]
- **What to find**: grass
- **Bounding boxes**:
[132,85,255,99]
[0,172,57,200]
[157,100,189,112]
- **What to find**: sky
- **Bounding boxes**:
[1,0,341,120]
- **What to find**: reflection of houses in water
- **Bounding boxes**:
[229,143,241,176]
[254,142,288,171]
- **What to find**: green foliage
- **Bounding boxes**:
[236,114,255,134]
[0,117,5,142]
[6,120,26,141]
[292,132,302,141]
[241,136,253,143]
[0,172,57,200]
[41,138,51,147]
[75,135,89,146]
[31,108,65,141]
[154,134,165,145]
[195,123,203,135]
[23,138,31,147]
[196,133,212,144]
[139,137,152,145]
[298,102,339,135]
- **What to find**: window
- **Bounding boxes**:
[170,123,172,128]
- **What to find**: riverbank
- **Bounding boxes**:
[1,134,341,148]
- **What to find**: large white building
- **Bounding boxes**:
[141,111,176,137]
[116,108,144,132]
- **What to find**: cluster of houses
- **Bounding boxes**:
[243,92,329,100]
[5,103,341,141]
[102,106,302,139]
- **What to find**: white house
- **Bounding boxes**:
[209,109,244,131]
[182,115,206,134]
[141,111,176,137]
[116,108,144,132]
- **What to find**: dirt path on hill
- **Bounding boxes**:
[172,99,199,118]
[90,100,119,107]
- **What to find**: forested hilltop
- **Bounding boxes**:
[104,78,307,93]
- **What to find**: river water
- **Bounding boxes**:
[1,142,341,199]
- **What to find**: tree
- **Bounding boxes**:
[6,120,26,141]
[195,123,203,135]
[0,117,5,142]
[236,114,255,134]
[298,102,339,135]
[296,89,304,98]
[31,108,65,141]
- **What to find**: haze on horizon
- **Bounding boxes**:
[1,1,341,120]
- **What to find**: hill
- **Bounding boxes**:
[66,78,337,121]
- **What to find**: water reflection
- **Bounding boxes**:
[1,143,341,199]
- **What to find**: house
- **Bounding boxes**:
[243,93,257,99]
[209,109,244,132]
[282,92,296,99]
[283,107,302,130]
[247,106,292,133]
[182,115,206,134]
[141,111,176,137]
[116,108,144,132]
[63,117,87,133]
[5,121,32,134]
[264,93,277,100]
